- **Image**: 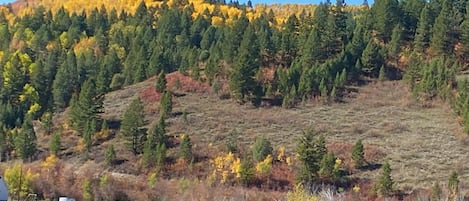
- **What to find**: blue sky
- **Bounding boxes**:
[0,0,13,4]
[253,0,371,5]
[0,0,372,6]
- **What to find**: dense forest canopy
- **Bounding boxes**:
[0,0,467,150]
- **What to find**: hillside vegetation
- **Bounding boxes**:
[0,0,469,200]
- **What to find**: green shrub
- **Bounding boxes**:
[252,136,273,162]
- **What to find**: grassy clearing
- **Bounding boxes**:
[161,80,469,190]
[100,73,469,191]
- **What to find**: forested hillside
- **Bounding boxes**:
[0,0,469,200]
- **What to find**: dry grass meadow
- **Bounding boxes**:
[102,73,469,193]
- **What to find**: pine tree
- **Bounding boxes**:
[459,5,469,62]
[50,132,61,156]
[372,0,400,42]
[83,119,96,153]
[178,134,193,162]
[69,79,103,132]
[430,0,455,56]
[388,23,403,62]
[414,4,432,53]
[15,116,37,161]
[0,125,7,161]
[318,152,335,179]
[351,139,365,169]
[229,25,261,104]
[378,161,394,196]
[142,134,156,167]
[378,65,386,81]
[296,129,327,184]
[252,136,273,162]
[155,142,167,169]
[105,144,116,165]
[155,71,167,93]
[160,91,172,118]
[121,98,145,155]
[361,40,384,77]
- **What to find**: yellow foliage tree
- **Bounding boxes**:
[255,154,273,176]
[211,152,242,184]
[4,164,39,199]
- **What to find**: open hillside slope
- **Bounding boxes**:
[102,74,469,190]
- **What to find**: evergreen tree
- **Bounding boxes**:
[142,132,156,167]
[229,25,261,104]
[351,139,365,169]
[372,0,400,42]
[69,79,103,132]
[83,119,96,153]
[252,136,273,162]
[388,23,403,62]
[160,91,172,118]
[459,5,469,63]
[378,161,394,196]
[178,134,193,162]
[0,125,7,161]
[50,132,61,156]
[105,144,116,165]
[378,65,386,81]
[361,40,384,77]
[318,152,336,180]
[155,71,167,93]
[296,129,327,185]
[414,5,432,53]
[155,142,167,169]
[121,98,145,155]
[15,116,37,161]
[430,0,455,56]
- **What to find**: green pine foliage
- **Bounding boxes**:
[121,98,146,155]
[178,134,193,162]
[252,136,273,162]
[155,71,167,93]
[377,161,394,196]
[15,116,37,161]
[105,144,116,165]
[351,139,365,169]
[160,91,173,118]
[296,129,327,184]
[50,132,61,156]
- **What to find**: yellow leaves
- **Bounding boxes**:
[4,164,39,198]
[41,154,58,169]
[28,103,41,115]
[277,146,285,161]
[353,184,361,193]
[100,174,110,187]
[255,154,272,175]
[148,172,158,188]
[19,84,41,115]
[286,156,293,166]
[74,37,97,54]
[20,84,38,102]
[211,16,224,26]
[231,157,241,178]
[286,184,319,201]
[211,152,242,184]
